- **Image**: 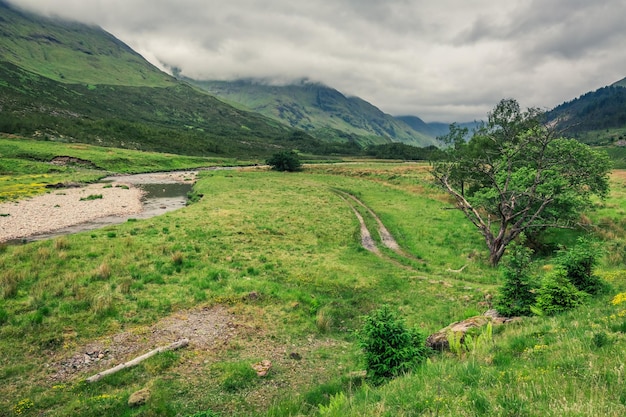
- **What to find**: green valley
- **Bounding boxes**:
[1,152,626,416]
[2,1,626,416]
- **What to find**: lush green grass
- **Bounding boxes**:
[0,136,239,201]
[0,161,625,416]
[301,276,626,416]
[604,145,626,169]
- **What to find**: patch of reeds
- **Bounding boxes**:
[53,237,70,250]
[1,270,22,299]
[90,290,114,315]
[94,262,111,280]
[316,308,333,334]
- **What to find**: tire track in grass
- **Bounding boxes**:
[334,189,422,268]
[335,191,380,254]
[339,190,425,263]
[333,189,497,294]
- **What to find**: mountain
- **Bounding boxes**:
[184,79,439,148]
[547,80,626,145]
[0,1,171,87]
[613,77,626,88]
[0,1,337,157]
[394,116,481,139]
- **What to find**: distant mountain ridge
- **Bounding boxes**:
[185,78,439,148]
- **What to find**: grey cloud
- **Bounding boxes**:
[7,0,626,122]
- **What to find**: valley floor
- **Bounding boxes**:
[0,182,143,242]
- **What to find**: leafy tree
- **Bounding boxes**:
[494,236,537,317]
[432,99,611,265]
[357,305,429,384]
[266,151,302,172]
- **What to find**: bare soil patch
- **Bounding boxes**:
[50,306,236,381]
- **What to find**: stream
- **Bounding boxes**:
[14,171,196,243]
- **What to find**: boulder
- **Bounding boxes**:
[128,388,150,407]
[251,360,272,377]
[426,310,515,351]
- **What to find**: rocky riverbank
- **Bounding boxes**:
[0,182,144,242]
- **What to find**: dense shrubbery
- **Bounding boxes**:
[358,305,429,384]
[494,238,537,317]
[496,235,605,317]
[364,143,443,160]
[556,237,604,294]
[266,151,302,172]
[532,267,589,315]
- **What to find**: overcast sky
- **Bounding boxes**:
[9,0,626,122]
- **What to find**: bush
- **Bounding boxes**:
[532,267,588,315]
[494,238,537,317]
[357,305,429,384]
[266,151,302,172]
[556,236,603,294]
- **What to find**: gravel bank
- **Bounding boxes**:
[0,182,144,242]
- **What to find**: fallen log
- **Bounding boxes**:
[86,338,189,383]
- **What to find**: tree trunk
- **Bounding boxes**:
[86,338,189,383]
[488,241,507,266]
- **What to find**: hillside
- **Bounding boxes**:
[0,1,171,87]
[547,81,626,145]
[396,115,481,139]
[613,77,626,88]
[185,79,439,148]
[1,61,325,157]
[0,2,350,158]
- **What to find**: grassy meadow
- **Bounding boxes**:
[0,136,242,201]
[1,154,626,416]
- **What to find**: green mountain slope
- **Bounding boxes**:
[547,82,626,145]
[0,2,350,157]
[186,79,439,148]
[613,77,626,88]
[0,61,334,157]
[0,1,171,87]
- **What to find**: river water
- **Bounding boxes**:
[13,171,195,243]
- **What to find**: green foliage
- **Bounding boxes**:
[556,236,604,294]
[266,151,302,172]
[532,267,588,315]
[592,331,611,349]
[0,307,8,325]
[357,305,429,384]
[494,238,538,316]
[433,98,611,265]
[364,143,443,160]
[187,410,220,417]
